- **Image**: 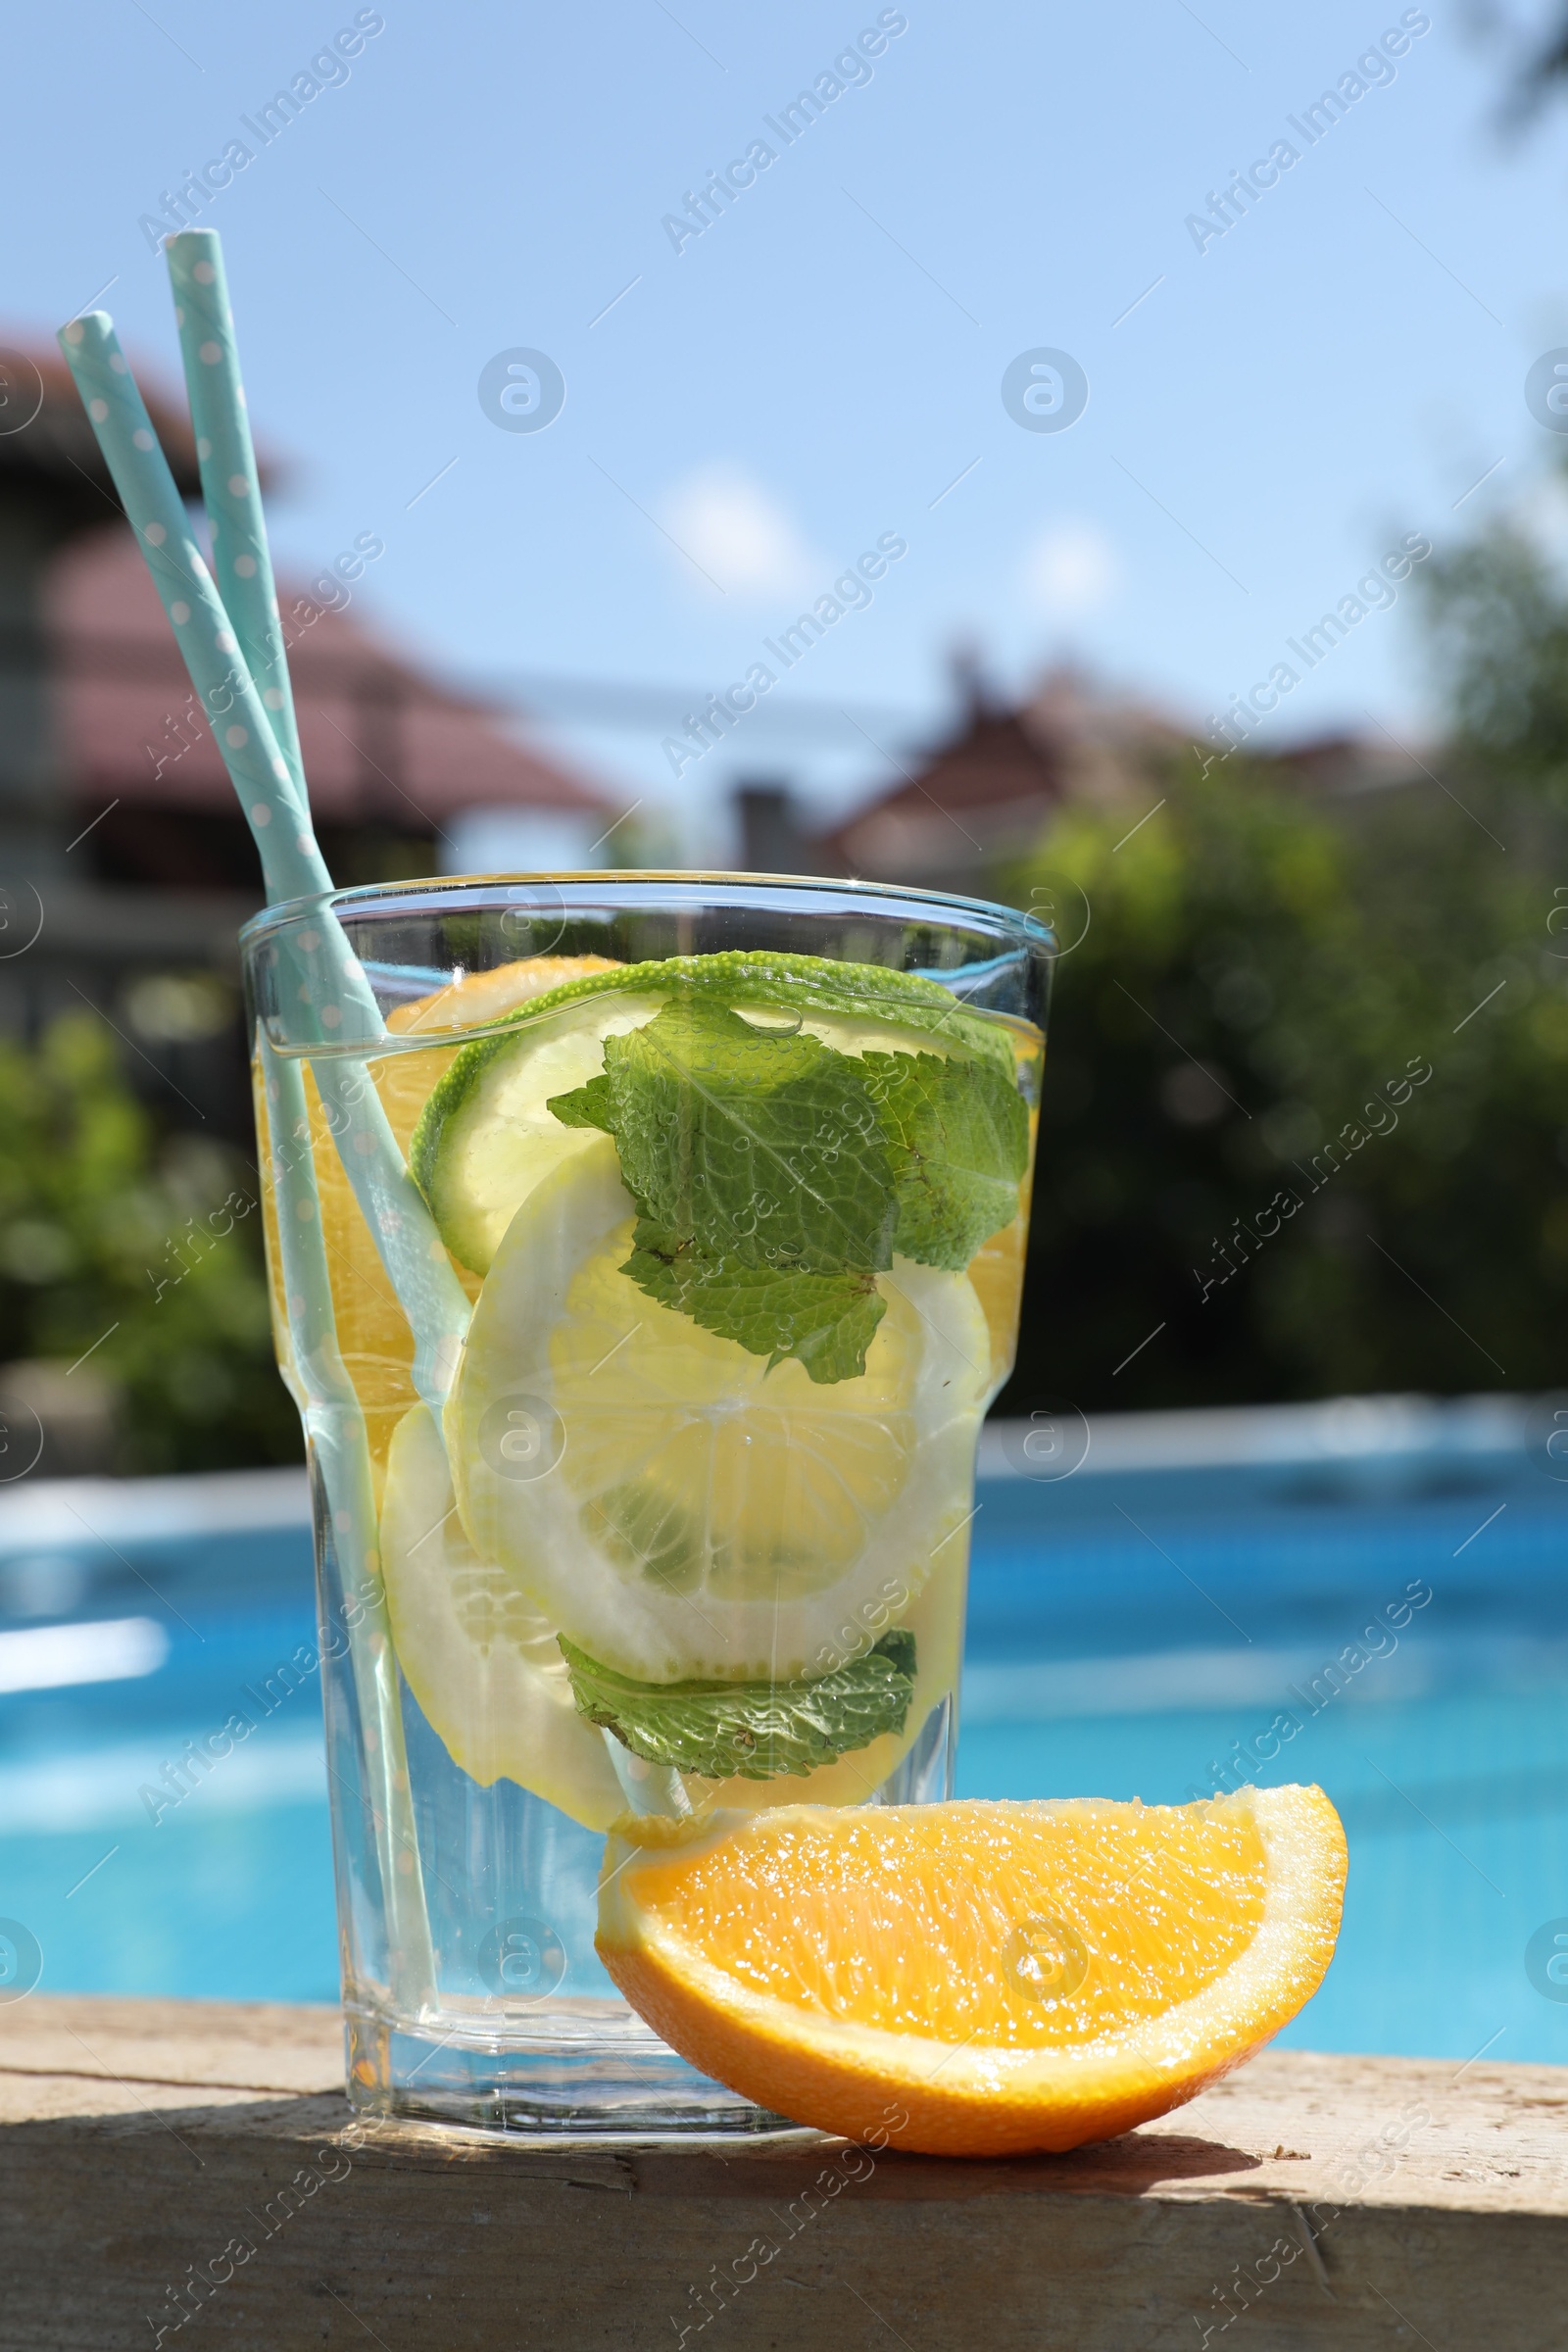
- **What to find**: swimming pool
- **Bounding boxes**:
[3,1395,1565,2067]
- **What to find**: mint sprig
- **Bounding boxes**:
[551,994,896,1380]
[560,1629,917,1781]
[549,984,1026,1384]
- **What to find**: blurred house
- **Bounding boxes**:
[734,780,817,876]
[814,665,1067,890]
[0,343,612,1135]
[744,659,1185,893]
[47,530,613,893]
[736,659,1434,893]
[1020,664,1194,810]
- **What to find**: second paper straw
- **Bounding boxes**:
[57,308,470,1415]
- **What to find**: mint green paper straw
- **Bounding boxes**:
[263,1040,434,2012]
[59,311,320,903]
[162,230,305,802]
[57,308,470,1416]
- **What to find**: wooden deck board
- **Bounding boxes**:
[1,1995,1563,2349]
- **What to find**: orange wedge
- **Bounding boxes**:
[598,1787,1346,2156]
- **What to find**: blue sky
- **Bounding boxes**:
[9,0,1568,852]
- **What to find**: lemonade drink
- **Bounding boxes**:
[247,882,1050,2133]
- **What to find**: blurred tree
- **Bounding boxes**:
[1419,507,1568,802]
[1000,688,1567,1412]
[1512,3,1568,97]
[0,1012,298,1472]
[1473,0,1568,108]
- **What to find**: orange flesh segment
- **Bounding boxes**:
[635,1799,1267,2049]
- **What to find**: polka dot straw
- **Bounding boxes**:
[56,290,471,1418]
[56,309,325,909]
[162,230,307,805]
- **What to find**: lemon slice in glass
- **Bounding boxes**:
[379,1399,624,1830]
[448,1137,991,1686]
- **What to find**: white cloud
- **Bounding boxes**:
[1021,520,1119,614]
[660,465,816,598]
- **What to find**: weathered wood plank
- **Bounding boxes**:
[0,1994,342,2099]
[0,1996,1563,2350]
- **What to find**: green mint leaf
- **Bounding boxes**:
[624,1228,886,1384]
[545,1073,615,1131]
[544,987,1028,1379]
[604,996,895,1275]
[559,1630,917,1781]
[552,993,900,1381]
[861,1050,1030,1271]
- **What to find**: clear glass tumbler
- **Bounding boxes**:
[241,874,1053,2136]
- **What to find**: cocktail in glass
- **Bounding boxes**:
[242,874,1052,2136]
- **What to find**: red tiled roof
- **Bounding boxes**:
[45,527,611,826]
[816,706,1065,880]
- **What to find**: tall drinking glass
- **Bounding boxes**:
[242,875,1053,2136]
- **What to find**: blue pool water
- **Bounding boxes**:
[2,1396,1566,2065]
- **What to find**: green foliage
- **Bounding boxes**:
[0,1013,298,1472]
[1420,505,1568,802]
[1003,701,1568,1409]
